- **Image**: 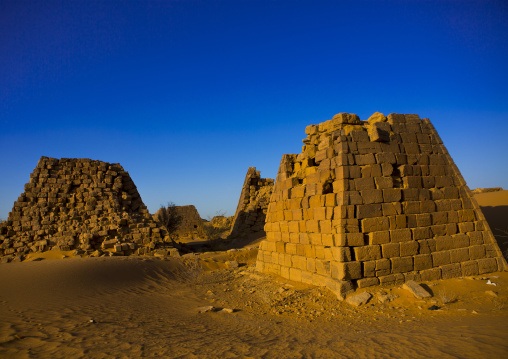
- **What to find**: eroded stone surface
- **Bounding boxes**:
[0,157,168,260]
[403,280,432,298]
[229,167,274,241]
[346,292,372,307]
[256,112,507,297]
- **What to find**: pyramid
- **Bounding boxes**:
[0,157,167,261]
[155,205,206,241]
[256,113,507,298]
[229,167,274,241]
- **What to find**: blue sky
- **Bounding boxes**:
[1,0,507,220]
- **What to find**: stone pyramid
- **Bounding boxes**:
[229,167,274,241]
[154,205,206,241]
[256,113,507,298]
[0,157,167,261]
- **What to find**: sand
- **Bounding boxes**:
[1,253,507,358]
[0,192,506,358]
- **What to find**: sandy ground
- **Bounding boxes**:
[0,191,506,358]
[1,252,507,359]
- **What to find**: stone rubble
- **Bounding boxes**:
[0,157,171,261]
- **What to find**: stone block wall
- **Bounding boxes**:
[256,113,507,298]
[174,205,206,240]
[0,157,167,261]
[154,205,206,241]
[229,167,274,241]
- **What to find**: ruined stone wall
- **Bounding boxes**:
[256,113,507,298]
[173,205,206,240]
[0,157,166,261]
[154,205,206,241]
[229,167,274,241]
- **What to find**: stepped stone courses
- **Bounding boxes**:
[0,157,168,262]
[229,167,274,241]
[256,112,507,299]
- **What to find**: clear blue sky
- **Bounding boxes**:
[1,0,507,220]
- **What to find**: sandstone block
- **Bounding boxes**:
[361,189,383,204]
[354,245,382,261]
[357,204,382,218]
[368,231,390,245]
[367,112,387,125]
[289,268,302,282]
[354,177,375,190]
[414,254,433,270]
[477,258,498,274]
[357,277,379,288]
[363,261,376,277]
[432,251,451,266]
[331,261,362,280]
[391,256,413,273]
[382,243,400,258]
[331,247,351,262]
[440,263,461,279]
[379,273,405,286]
[355,154,376,166]
[461,260,479,277]
[390,229,411,243]
[374,177,393,189]
[369,123,390,142]
[449,248,470,263]
[346,292,372,307]
[362,217,389,232]
[402,280,432,298]
[400,241,419,256]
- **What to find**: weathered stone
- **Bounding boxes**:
[227,167,274,241]
[0,157,168,259]
[154,205,206,241]
[197,306,217,313]
[402,280,432,298]
[255,112,507,297]
[226,260,239,269]
[346,292,372,307]
[367,112,387,125]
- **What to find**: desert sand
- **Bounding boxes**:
[0,191,507,358]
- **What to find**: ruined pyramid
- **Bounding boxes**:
[256,113,507,298]
[0,157,167,261]
[229,167,274,241]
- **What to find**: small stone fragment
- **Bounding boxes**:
[346,292,372,307]
[428,305,440,310]
[485,290,498,297]
[377,292,398,303]
[226,260,239,269]
[402,280,432,299]
[221,308,235,313]
[367,112,387,125]
[197,306,217,313]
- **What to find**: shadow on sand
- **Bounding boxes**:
[480,205,508,260]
